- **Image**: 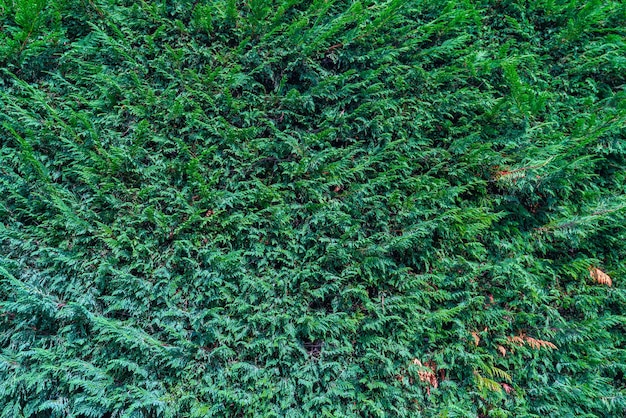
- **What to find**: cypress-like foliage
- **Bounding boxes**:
[1,0,624,416]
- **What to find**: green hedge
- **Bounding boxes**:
[1,0,625,416]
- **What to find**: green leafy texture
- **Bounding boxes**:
[0,0,625,416]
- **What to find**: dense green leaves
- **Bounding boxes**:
[1,0,625,416]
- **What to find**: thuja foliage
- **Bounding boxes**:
[0,0,625,416]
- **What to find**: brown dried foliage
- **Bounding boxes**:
[507,334,557,350]
[412,359,439,394]
[590,267,612,287]
[497,345,507,357]
[471,332,480,346]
